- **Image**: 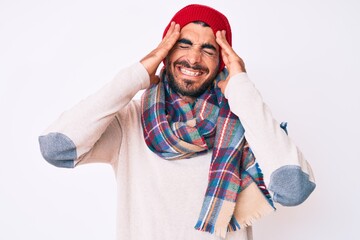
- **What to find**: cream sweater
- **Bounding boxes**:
[39,62,315,240]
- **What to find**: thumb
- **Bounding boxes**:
[217,79,228,95]
[150,75,160,85]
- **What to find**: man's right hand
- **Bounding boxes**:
[140,22,180,84]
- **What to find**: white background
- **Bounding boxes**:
[1,0,359,239]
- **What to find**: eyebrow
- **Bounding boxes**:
[177,38,217,51]
[201,43,217,51]
[177,38,192,45]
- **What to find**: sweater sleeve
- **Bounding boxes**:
[38,62,150,168]
[225,73,316,206]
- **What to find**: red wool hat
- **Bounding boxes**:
[163,4,232,72]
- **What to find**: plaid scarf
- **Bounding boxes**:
[141,69,274,238]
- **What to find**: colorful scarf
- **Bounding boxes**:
[141,69,274,238]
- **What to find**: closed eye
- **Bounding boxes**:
[178,44,190,49]
[201,43,217,56]
[203,50,215,56]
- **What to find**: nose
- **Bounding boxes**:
[186,48,201,65]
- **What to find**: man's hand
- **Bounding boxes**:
[140,22,180,84]
[216,30,246,94]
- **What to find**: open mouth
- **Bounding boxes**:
[178,66,204,77]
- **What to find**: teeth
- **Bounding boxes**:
[180,68,201,76]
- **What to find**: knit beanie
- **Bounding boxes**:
[163,4,232,72]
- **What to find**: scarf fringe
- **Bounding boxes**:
[195,197,275,239]
[194,201,237,239]
[194,221,236,239]
[233,182,276,231]
[236,202,275,229]
[194,221,215,234]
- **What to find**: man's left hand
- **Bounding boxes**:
[216,30,246,94]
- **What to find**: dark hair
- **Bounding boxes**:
[192,21,210,27]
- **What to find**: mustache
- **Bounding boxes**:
[173,60,209,73]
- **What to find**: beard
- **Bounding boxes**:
[165,59,219,98]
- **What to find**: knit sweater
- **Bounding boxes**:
[38,62,315,240]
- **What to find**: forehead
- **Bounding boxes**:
[180,23,217,46]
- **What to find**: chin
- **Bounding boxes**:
[167,72,215,98]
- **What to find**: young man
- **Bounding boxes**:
[39,4,315,240]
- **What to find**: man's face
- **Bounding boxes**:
[166,23,220,99]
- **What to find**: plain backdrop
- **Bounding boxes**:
[1,0,359,239]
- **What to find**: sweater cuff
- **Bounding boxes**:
[224,72,251,99]
[134,62,150,90]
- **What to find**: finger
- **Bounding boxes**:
[216,31,231,64]
[160,23,180,51]
[217,78,229,95]
[163,22,180,42]
[163,22,176,39]
[216,31,246,74]
[216,30,230,49]
[217,79,225,89]
[166,23,180,44]
[216,30,236,58]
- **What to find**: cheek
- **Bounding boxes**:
[206,58,220,74]
[167,48,182,61]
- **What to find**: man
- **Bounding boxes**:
[39,4,315,240]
